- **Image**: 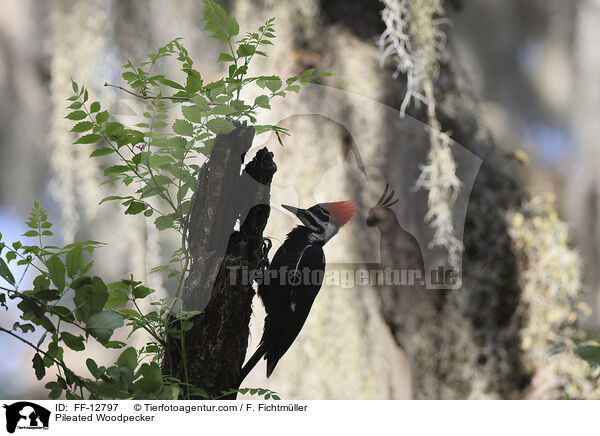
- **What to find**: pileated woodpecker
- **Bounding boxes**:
[239,200,358,382]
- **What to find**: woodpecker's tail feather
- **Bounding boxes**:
[266,355,278,378]
[239,341,269,384]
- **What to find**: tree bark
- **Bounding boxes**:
[162,122,277,398]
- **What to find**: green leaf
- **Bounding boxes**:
[116,347,137,370]
[86,358,99,378]
[86,310,124,342]
[6,251,16,263]
[254,95,270,109]
[122,71,137,82]
[105,290,129,309]
[100,177,119,186]
[226,18,239,36]
[192,95,210,111]
[66,246,83,278]
[124,201,146,215]
[104,165,130,176]
[45,381,61,391]
[71,121,94,133]
[133,285,153,299]
[12,322,35,333]
[34,289,60,301]
[23,230,38,237]
[74,134,103,144]
[206,118,235,134]
[210,30,228,41]
[218,53,235,62]
[107,280,130,291]
[33,275,50,290]
[172,119,194,136]
[104,122,125,138]
[90,101,101,113]
[134,362,162,394]
[156,77,184,90]
[212,1,227,21]
[32,353,46,380]
[180,319,193,332]
[236,44,255,57]
[61,332,85,351]
[90,147,114,157]
[154,215,175,231]
[212,105,236,115]
[65,110,87,121]
[160,384,182,400]
[148,158,174,171]
[185,70,203,93]
[46,255,66,292]
[104,340,126,349]
[48,389,62,400]
[576,341,600,367]
[301,67,316,79]
[18,298,54,331]
[257,76,282,93]
[96,111,109,124]
[203,17,220,33]
[52,306,75,323]
[266,78,282,93]
[45,341,63,366]
[0,258,15,285]
[181,106,204,124]
[99,195,128,205]
[73,276,108,321]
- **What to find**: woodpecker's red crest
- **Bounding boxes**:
[321,201,358,227]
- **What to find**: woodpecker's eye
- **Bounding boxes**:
[309,206,330,222]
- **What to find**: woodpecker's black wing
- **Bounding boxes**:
[257,233,325,377]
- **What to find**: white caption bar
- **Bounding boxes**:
[1,400,597,435]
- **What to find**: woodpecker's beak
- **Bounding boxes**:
[281,204,312,225]
[281,204,301,216]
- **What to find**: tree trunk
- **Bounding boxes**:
[162,123,277,398]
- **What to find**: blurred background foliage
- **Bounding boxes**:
[0,0,599,399]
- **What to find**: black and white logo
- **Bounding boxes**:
[3,402,50,434]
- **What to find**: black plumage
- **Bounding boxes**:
[239,201,356,383]
[240,226,325,380]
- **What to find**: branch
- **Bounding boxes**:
[104,82,225,105]
[104,82,190,101]
[0,326,83,387]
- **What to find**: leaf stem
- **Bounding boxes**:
[0,325,85,386]
[104,83,189,102]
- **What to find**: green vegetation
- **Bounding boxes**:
[0,0,322,400]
